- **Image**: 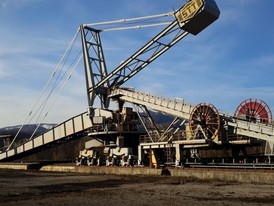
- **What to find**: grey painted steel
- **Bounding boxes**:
[0,112,92,161]
[228,120,274,142]
[95,22,189,91]
[111,88,274,143]
[80,25,109,109]
[81,11,189,109]
[110,88,194,120]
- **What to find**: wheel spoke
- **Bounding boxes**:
[234,98,272,125]
[189,102,220,140]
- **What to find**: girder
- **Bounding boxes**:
[80,20,189,110]
[132,104,160,143]
[109,88,194,120]
[227,120,274,142]
[97,21,189,89]
[80,25,109,110]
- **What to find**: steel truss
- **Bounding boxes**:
[80,21,189,112]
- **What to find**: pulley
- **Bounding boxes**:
[189,102,220,140]
[234,98,272,125]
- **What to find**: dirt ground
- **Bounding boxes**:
[1,169,274,206]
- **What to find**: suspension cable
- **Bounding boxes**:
[84,12,174,28]
[28,53,83,140]
[27,40,83,140]
[15,22,111,143]
[101,22,172,32]
[6,30,80,150]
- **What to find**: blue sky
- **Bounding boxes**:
[1,0,274,127]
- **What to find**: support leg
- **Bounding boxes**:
[175,144,182,167]
[138,145,144,166]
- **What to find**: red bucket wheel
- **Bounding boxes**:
[234,98,272,125]
[189,102,220,140]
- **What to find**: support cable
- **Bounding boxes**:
[6,30,80,150]
[28,46,83,140]
[29,53,83,140]
[84,12,174,27]
[101,22,172,32]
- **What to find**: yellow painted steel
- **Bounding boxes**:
[175,0,204,24]
[185,125,192,140]
[149,150,159,169]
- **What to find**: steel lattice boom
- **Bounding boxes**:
[80,0,220,112]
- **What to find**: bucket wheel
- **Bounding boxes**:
[189,102,220,140]
[234,98,272,125]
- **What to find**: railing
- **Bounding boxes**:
[139,131,186,144]
[0,112,92,161]
[228,119,274,140]
[110,88,194,120]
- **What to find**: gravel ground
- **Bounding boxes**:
[1,169,274,206]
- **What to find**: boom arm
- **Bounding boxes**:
[80,0,220,111]
[97,20,188,88]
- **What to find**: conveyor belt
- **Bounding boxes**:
[0,112,92,161]
[227,119,274,142]
[109,88,194,120]
[110,88,274,142]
